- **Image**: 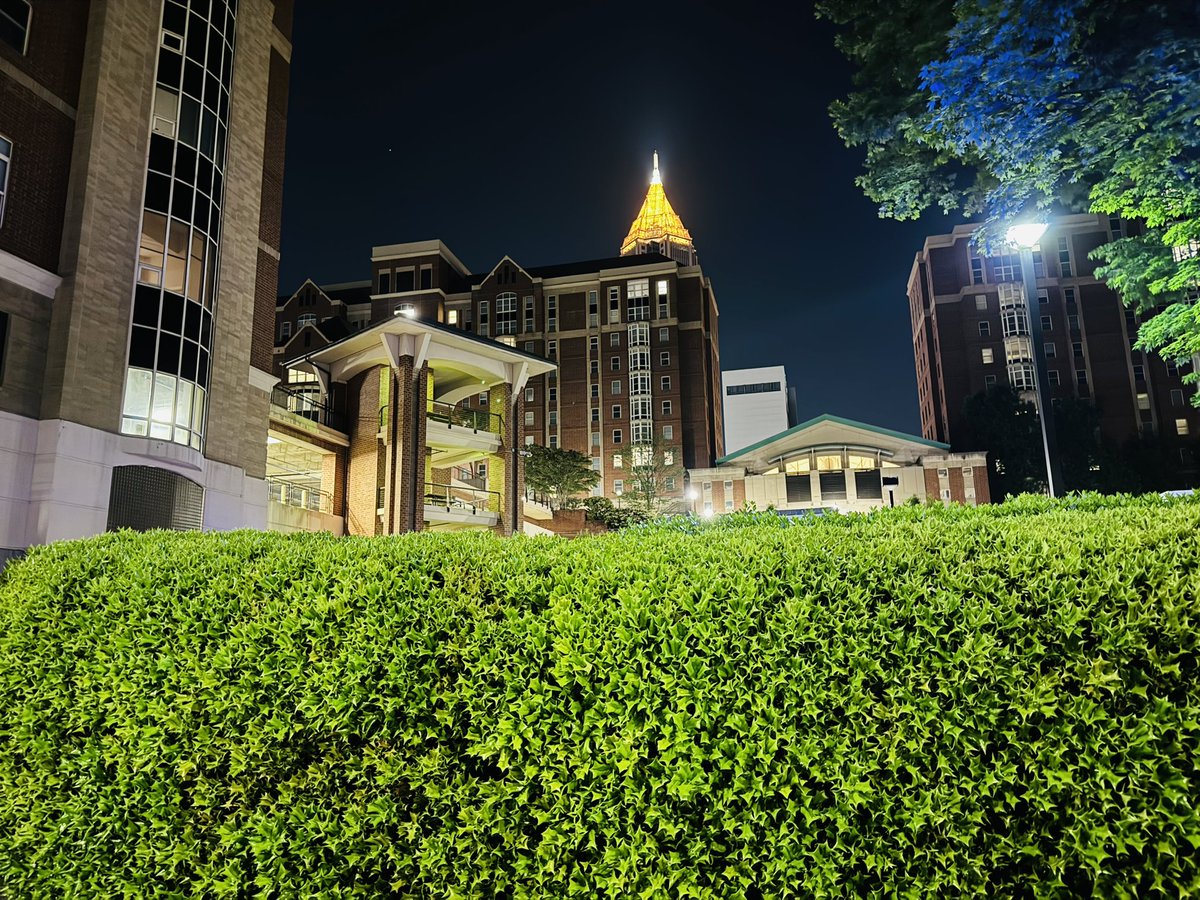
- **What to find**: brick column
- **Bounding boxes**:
[488,381,516,536]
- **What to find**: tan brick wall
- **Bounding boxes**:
[41,0,159,426]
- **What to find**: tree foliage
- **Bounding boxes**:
[817,0,1200,385]
[623,436,685,517]
[523,444,598,510]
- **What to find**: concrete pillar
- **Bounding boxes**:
[345,367,382,536]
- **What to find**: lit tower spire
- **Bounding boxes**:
[621,151,696,265]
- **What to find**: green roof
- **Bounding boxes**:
[717,413,950,464]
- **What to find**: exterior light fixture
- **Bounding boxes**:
[1006,222,1049,250]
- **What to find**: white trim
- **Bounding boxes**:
[249,366,279,392]
[371,240,471,277]
[0,248,62,298]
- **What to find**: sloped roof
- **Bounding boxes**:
[620,152,693,255]
[718,414,950,469]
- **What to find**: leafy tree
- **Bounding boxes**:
[523,444,598,511]
[623,437,685,517]
[817,0,1200,392]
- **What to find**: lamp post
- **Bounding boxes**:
[1007,222,1064,497]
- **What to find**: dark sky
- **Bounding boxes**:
[279,1,960,435]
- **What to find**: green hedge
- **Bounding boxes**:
[2,498,1200,896]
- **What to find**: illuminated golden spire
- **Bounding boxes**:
[620,151,694,260]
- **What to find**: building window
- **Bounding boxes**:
[591,407,600,422]
[1176,419,1190,436]
[590,336,599,352]
[1171,389,1185,407]
[1076,368,1089,386]
[526,435,536,446]
[298,314,317,328]
[661,376,671,391]
[592,456,601,471]
[495,292,517,334]
[613,429,622,444]
[524,411,534,426]
[591,384,599,399]
[656,279,670,318]
[628,279,650,320]
[1039,315,1051,332]
[420,266,432,290]
[611,356,621,371]
[1133,364,1145,382]
[992,253,1019,282]
[663,425,673,440]
[378,271,391,294]
[1058,236,1073,277]
[1048,370,1060,386]
[614,479,624,495]
[478,300,489,336]
[548,386,557,403]
[1072,341,1084,357]
[1037,289,1049,305]
[1109,215,1123,239]
[1137,392,1151,410]
[524,296,535,332]
[479,392,489,405]
[1032,250,1046,279]
[279,320,292,341]
[974,294,987,311]
[984,374,997,388]
[0,1,31,53]
[982,348,994,364]
[660,351,670,367]
[664,450,675,466]
[1068,314,1080,331]
[1167,360,1179,377]
[662,400,672,415]
[0,134,13,225]
[1045,342,1056,358]
[970,257,985,285]
[590,358,598,375]
[610,332,620,347]
[612,379,622,395]
[665,476,676,491]
[1008,362,1036,391]
[548,410,557,426]
[978,321,991,337]
[525,386,535,402]
[549,435,558,449]
[612,453,623,470]
[588,290,599,327]
[612,404,622,419]
[547,296,557,333]
[608,286,620,323]
[591,432,600,447]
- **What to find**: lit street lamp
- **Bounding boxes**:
[1006,221,1064,497]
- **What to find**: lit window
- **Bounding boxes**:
[525,435,535,446]
[495,292,517,334]
[1058,236,1073,277]
[982,348,994,364]
[298,314,317,328]
[447,309,459,325]
[525,386,535,402]
[1176,419,1190,436]
[627,279,650,320]
[664,450,675,466]
[524,411,534,426]
[974,294,987,311]
[614,479,624,495]
[613,453,623,469]
[1137,392,1150,410]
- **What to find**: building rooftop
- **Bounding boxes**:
[620,151,693,255]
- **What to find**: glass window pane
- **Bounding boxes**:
[152,373,177,424]
[175,380,193,427]
[122,368,154,418]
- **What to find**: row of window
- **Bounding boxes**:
[726,381,781,396]
[377,265,432,295]
[0,1,31,55]
[968,236,1075,286]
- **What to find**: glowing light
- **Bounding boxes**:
[620,151,693,255]
[1006,222,1049,249]
[685,487,698,500]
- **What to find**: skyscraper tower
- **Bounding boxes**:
[620,152,697,266]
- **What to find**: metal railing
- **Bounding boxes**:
[271,385,344,432]
[423,481,500,515]
[427,400,501,433]
[267,477,333,514]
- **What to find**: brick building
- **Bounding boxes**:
[275,153,724,509]
[908,214,1200,481]
[0,0,293,560]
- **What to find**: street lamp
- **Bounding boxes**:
[1006,221,1064,497]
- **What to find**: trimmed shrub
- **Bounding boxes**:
[2,499,1200,896]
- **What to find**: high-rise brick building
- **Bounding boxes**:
[908,214,1199,480]
[276,153,724,507]
[0,0,293,561]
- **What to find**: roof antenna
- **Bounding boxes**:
[651,150,662,185]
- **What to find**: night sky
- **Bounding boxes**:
[279,1,961,435]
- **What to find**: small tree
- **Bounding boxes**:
[623,436,684,517]
[523,444,599,511]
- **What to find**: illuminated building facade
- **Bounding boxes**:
[908,214,1200,480]
[273,154,724,511]
[0,0,293,561]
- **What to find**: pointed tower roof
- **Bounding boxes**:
[620,151,693,256]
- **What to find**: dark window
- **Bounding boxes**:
[378,271,390,294]
[107,466,204,532]
[420,267,432,290]
[819,471,847,501]
[854,469,883,500]
[0,0,30,54]
[396,270,414,292]
[726,381,782,396]
[785,474,811,503]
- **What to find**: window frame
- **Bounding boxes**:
[0,133,12,225]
